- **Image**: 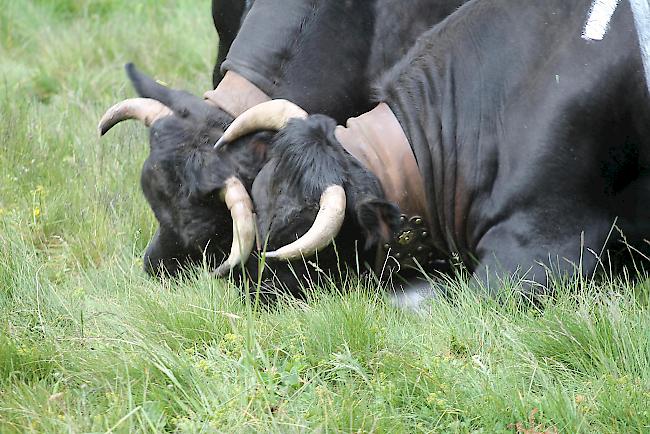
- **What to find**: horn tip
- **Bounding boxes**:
[264,250,292,260]
[214,137,228,150]
[213,262,231,277]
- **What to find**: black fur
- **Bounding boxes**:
[124,65,271,276]
[253,0,650,299]
[367,0,465,83]
[136,0,469,283]
[251,115,400,287]
[372,0,650,294]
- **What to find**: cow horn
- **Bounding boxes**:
[214,99,307,149]
[214,177,256,276]
[265,185,346,261]
[98,98,173,136]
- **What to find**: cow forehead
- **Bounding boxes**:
[142,154,180,190]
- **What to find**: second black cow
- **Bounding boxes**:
[221,0,650,299]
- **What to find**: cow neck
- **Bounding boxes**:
[335,103,446,273]
[203,71,271,118]
[334,103,429,222]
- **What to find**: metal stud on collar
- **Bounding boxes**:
[381,213,445,272]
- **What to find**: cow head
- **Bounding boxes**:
[217,101,401,279]
[99,64,272,277]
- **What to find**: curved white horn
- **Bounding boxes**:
[214,177,256,276]
[98,98,173,136]
[214,99,307,149]
[265,185,346,261]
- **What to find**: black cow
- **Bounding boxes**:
[99,0,466,285]
[228,0,650,301]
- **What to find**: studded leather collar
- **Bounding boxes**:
[334,103,428,219]
[333,103,445,273]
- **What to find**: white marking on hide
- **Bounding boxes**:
[629,0,650,94]
[583,0,622,40]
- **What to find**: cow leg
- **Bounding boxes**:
[471,216,613,299]
[613,169,650,261]
[211,0,252,87]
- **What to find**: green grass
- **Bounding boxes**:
[1,1,650,432]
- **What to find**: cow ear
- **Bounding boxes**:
[354,198,401,250]
[126,63,176,106]
[126,63,197,117]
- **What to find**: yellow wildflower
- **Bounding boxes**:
[224,333,241,342]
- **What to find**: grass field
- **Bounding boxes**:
[2,1,650,432]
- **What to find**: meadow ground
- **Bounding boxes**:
[1,1,650,432]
